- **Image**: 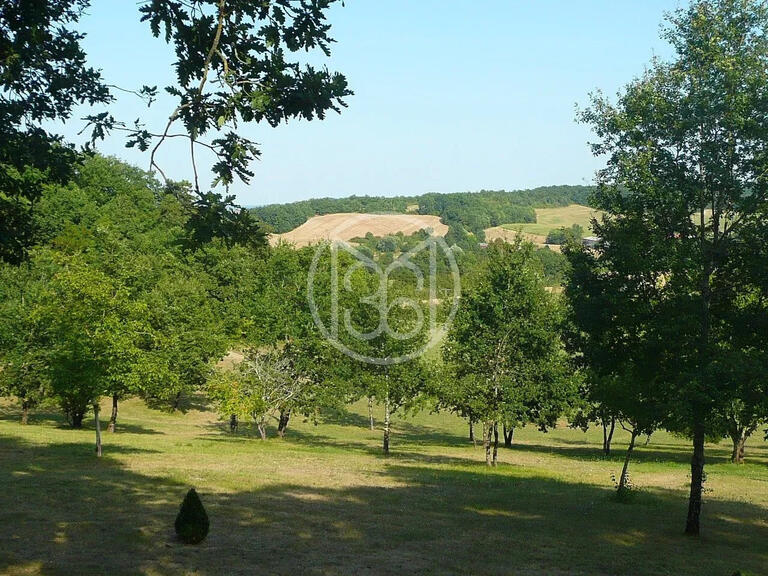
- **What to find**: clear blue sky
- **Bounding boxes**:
[60,0,681,206]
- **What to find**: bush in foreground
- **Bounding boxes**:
[175,488,210,544]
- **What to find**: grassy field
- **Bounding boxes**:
[484,227,562,252]
[1,398,767,576]
[500,204,603,237]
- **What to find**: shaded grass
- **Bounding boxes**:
[0,398,766,575]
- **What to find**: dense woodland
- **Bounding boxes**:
[1,0,768,557]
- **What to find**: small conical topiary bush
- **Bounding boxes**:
[174,488,210,544]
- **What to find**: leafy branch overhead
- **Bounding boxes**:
[86,0,352,190]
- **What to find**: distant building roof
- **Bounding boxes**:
[582,236,600,247]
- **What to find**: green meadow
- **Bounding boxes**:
[501,205,603,238]
[2,398,766,576]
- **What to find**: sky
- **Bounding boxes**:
[59,0,682,207]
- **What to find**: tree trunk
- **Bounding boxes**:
[383,395,391,455]
[69,407,85,429]
[503,423,514,447]
[21,399,30,425]
[618,429,638,493]
[172,391,182,411]
[492,422,499,466]
[483,422,492,466]
[469,418,475,443]
[229,414,238,433]
[107,394,118,433]
[277,409,291,438]
[93,402,102,457]
[685,424,705,536]
[368,396,375,431]
[730,428,748,464]
[602,416,616,456]
[257,421,267,440]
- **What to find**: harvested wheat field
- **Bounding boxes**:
[270,213,449,247]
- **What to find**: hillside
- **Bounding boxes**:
[484,227,561,251]
[270,213,449,247]
[499,204,602,236]
[253,186,595,238]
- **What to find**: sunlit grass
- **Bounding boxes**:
[1,397,766,575]
[501,204,603,237]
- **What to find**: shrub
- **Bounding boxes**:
[175,488,210,544]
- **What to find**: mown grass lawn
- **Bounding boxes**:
[1,398,766,576]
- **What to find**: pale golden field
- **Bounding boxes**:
[270,213,449,247]
[484,227,561,251]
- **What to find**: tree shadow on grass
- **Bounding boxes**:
[315,406,472,448]
[1,435,767,576]
[0,405,164,435]
[509,438,768,467]
[202,423,487,469]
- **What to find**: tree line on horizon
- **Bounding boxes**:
[252,185,595,242]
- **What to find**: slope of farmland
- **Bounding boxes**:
[270,213,449,247]
[484,227,562,252]
[499,204,602,237]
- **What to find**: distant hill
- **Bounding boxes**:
[252,186,595,241]
[270,213,449,247]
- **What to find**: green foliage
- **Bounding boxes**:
[545,224,584,245]
[0,259,54,416]
[79,0,350,192]
[0,0,110,263]
[174,488,210,545]
[0,155,243,425]
[1,1,349,263]
[577,0,768,534]
[563,240,664,438]
[532,247,570,286]
[182,189,268,252]
[351,229,431,255]
[441,239,575,433]
[208,341,346,438]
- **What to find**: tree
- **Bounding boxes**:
[578,0,768,534]
[712,230,768,463]
[0,258,54,423]
[0,0,110,263]
[209,346,306,440]
[2,0,350,263]
[357,357,428,455]
[546,224,584,245]
[330,250,432,454]
[564,237,667,492]
[442,239,574,466]
[38,255,145,455]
